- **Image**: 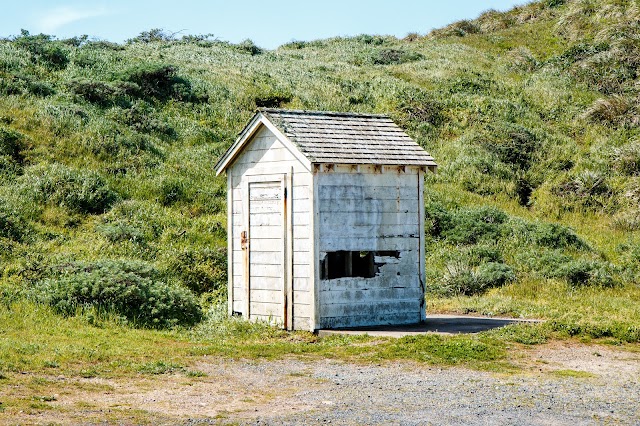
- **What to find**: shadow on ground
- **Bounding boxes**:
[318,314,542,337]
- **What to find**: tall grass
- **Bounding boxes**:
[0,0,638,343]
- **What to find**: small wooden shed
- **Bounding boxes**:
[214,109,437,331]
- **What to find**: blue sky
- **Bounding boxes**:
[3,1,525,49]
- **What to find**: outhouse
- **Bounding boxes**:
[214,109,437,331]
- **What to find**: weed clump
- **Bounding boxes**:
[440,261,515,296]
[373,49,423,65]
[0,201,30,242]
[34,260,203,328]
[166,248,227,295]
[20,163,119,214]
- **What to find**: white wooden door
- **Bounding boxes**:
[247,180,285,324]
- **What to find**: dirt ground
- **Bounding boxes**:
[2,342,639,425]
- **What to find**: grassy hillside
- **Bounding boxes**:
[0,0,639,341]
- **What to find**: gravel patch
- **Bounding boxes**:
[229,357,639,426]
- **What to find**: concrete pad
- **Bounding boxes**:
[317,314,543,337]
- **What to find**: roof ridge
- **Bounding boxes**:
[258,108,390,119]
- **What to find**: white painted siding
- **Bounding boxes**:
[228,126,313,330]
[316,168,423,329]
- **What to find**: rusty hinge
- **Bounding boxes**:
[240,231,248,250]
[284,187,287,199]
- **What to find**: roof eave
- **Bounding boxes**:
[214,111,313,176]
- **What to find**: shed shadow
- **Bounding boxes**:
[317,314,542,337]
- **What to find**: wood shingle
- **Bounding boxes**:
[259,108,437,167]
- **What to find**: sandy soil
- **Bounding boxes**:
[2,342,639,425]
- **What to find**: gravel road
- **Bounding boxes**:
[7,343,638,425]
[204,343,639,426]
[237,360,638,426]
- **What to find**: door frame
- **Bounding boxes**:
[242,172,293,329]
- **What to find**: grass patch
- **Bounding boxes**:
[550,369,596,379]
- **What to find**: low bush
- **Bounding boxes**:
[0,127,27,165]
[96,221,146,244]
[474,122,540,172]
[157,176,188,206]
[611,142,640,175]
[21,163,119,214]
[34,260,203,328]
[441,206,508,245]
[235,39,263,55]
[115,101,176,137]
[166,248,227,295]
[372,49,423,65]
[440,261,514,296]
[119,64,202,103]
[0,201,29,242]
[525,221,587,249]
[68,79,126,107]
[13,30,69,70]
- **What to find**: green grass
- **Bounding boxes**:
[0,0,640,382]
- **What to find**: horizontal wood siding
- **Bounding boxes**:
[228,126,313,330]
[316,170,423,328]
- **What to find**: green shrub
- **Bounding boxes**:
[35,260,203,328]
[442,206,508,245]
[440,261,514,296]
[96,221,145,244]
[476,123,540,171]
[116,101,176,137]
[119,64,201,103]
[556,260,617,287]
[13,30,69,70]
[157,176,188,206]
[166,248,227,294]
[553,170,613,211]
[235,39,263,55]
[611,142,640,175]
[68,79,126,107]
[21,163,119,214]
[373,49,423,65]
[0,201,29,242]
[528,222,587,249]
[0,127,26,164]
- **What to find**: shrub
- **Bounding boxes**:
[235,39,263,55]
[119,64,199,103]
[13,30,69,70]
[96,221,145,244]
[556,260,617,287]
[553,170,613,211]
[372,49,423,65]
[166,248,227,294]
[157,176,188,206]
[442,206,508,245]
[529,222,587,249]
[116,101,176,137]
[477,123,540,171]
[0,127,26,165]
[34,260,203,328]
[396,88,443,127]
[68,79,126,107]
[611,142,640,175]
[21,163,119,214]
[0,201,29,242]
[441,261,514,296]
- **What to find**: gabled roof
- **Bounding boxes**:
[214,109,437,175]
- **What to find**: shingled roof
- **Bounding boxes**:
[215,109,437,174]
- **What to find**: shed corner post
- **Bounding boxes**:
[419,168,426,322]
[310,164,320,332]
[227,172,234,317]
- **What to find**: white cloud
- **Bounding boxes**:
[37,5,109,33]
